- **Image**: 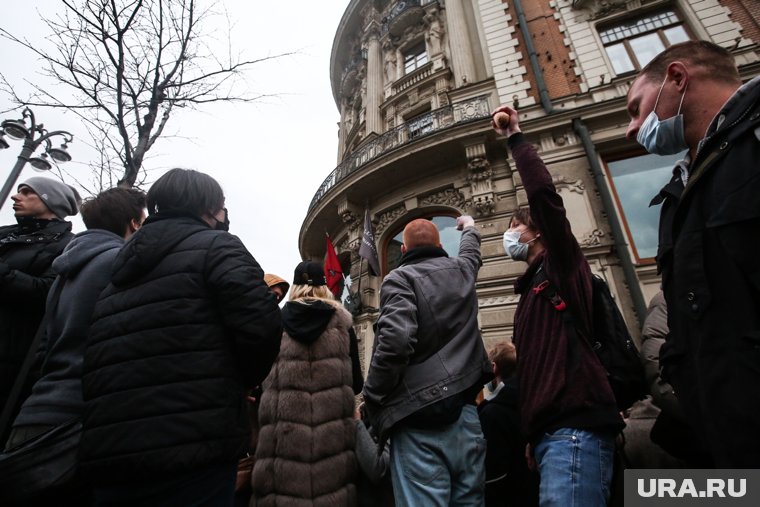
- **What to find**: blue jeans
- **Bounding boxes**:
[534,428,615,507]
[390,404,486,507]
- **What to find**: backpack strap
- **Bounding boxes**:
[530,264,594,364]
[530,266,567,312]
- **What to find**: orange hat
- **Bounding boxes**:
[264,273,290,293]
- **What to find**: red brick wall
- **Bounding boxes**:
[719,0,760,44]
[503,0,581,103]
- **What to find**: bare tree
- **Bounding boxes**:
[1,0,289,188]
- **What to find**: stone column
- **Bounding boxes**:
[365,26,383,135]
[444,0,477,87]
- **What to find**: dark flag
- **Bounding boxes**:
[359,209,380,276]
[324,234,343,298]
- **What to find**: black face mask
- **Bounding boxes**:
[214,208,230,232]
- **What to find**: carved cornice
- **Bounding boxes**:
[374,205,407,236]
[419,188,468,210]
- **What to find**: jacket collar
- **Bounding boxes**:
[399,245,448,266]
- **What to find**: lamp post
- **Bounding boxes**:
[0,107,74,211]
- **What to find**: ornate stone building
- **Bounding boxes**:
[299,0,760,367]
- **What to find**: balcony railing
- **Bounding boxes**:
[308,94,491,211]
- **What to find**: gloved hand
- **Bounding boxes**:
[456,215,475,230]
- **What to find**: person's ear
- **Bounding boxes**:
[666,61,689,93]
[401,244,407,254]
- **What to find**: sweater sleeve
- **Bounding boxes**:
[355,420,391,483]
[508,133,584,276]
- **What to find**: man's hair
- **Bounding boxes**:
[510,208,537,232]
[489,340,517,378]
[402,218,441,249]
[80,187,146,237]
[639,40,740,86]
[146,168,224,217]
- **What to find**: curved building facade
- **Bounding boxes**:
[300,0,760,368]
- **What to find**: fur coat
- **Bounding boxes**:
[252,299,357,507]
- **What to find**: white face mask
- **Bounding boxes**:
[503,230,538,262]
[636,76,688,155]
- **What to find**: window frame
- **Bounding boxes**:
[402,41,428,75]
[598,9,692,76]
[602,148,685,265]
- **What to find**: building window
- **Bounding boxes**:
[604,151,685,262]
[407,112,433,139]
[403,43,428,74]
[385,215,460,273]
[599,10,690,75]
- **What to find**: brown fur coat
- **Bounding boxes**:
[251,302,357,507]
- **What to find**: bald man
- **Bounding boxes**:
[363,215,492,507]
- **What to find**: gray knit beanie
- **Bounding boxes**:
[19,177,81,218]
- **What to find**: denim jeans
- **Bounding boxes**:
[390,404,486,507]
[533,428,615,507]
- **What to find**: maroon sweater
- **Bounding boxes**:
[508,133,623,443]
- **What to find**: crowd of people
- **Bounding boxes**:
[0,39,758,507]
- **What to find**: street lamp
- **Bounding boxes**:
[0,107,74,210]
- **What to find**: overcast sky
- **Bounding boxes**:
[0,0,347,286]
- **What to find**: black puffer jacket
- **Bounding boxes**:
[80,214,282,482]
[0,218,73,413]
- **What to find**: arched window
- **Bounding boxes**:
[384,215,461,273]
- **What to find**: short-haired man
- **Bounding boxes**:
[3,187,145,503]
[478,341,538,507]
[362,215,492,507]
[625,40,760,466]
[492,107,623,507]
[0,177,81,418]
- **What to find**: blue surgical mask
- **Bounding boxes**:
[636,77,688,155]
[503,230,538,262]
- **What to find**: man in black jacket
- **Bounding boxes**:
[363,215,492,507]
[80,169,282,506]
[0,177,80,421]
[626,40,760,467]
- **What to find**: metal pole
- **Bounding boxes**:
[0,141,35,211]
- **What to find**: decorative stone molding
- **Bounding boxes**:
[419,188,469,210]
[583,0,630,20]
[579,228,605,247]
[479,295,521,307]
[340,209,360,229]
[465,141,495,216]
[348,238,362,255]
[374,205,407,236]
[552,175,585,194]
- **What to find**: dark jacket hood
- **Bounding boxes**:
[53,229,124,279]
[281,299,336,344]
[111,214,212,286]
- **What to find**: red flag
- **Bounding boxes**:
[324,234,343,298]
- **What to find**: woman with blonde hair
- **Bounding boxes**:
[252,261,362,506]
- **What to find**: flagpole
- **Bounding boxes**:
[357,255,364,308]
